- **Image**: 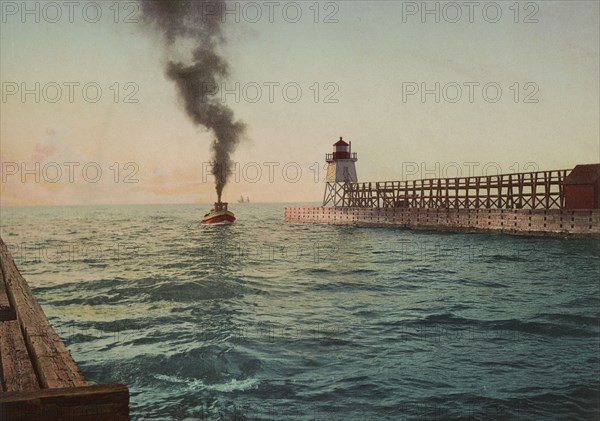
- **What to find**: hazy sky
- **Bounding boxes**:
[1,1,598,205]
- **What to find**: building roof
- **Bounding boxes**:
[334,137,349,146]
[564,164,600,185]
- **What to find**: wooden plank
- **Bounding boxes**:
[0,239,130,419]
[0,239,87,389]
[29,332,88,390]
[532,172,538,209]
[0,384,129,421]
[0,325,2,392]
[517,173,524,208]
[1,270,16,322]
[0,250,38,392]
[0,320,40,392]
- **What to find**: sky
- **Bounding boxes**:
[1,0,599,206]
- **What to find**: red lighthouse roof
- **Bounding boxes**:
[334,136,349,146]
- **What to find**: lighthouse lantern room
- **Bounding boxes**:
[322,136,358,207]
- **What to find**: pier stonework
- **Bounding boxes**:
[284,207,600,237]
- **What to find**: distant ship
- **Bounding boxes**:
[201,202,235,225]
[237,195,250,203]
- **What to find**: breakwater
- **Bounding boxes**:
[285,207,600,237]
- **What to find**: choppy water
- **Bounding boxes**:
[1,203,599,420]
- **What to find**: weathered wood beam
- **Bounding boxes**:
[0,269,16,322]
[0,241,87,389]
[0,238,130,419]
[0,319,40,392]
[0,384,129,421]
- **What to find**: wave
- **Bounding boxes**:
[153,373,259,393]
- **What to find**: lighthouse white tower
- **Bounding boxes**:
[322,137,358,207]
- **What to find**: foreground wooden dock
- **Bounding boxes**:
[0,238,129,420]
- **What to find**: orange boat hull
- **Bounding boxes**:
[201,211,236,225]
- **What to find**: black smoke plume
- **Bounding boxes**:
[140,0,245,202]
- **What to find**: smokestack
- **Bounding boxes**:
[140,0,245,202]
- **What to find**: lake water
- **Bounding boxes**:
[1,203,598,420]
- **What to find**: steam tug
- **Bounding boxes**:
[201,202,236,225]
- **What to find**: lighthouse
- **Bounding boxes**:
[322,136,358,207]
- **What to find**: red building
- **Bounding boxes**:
[563,164,600,209]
